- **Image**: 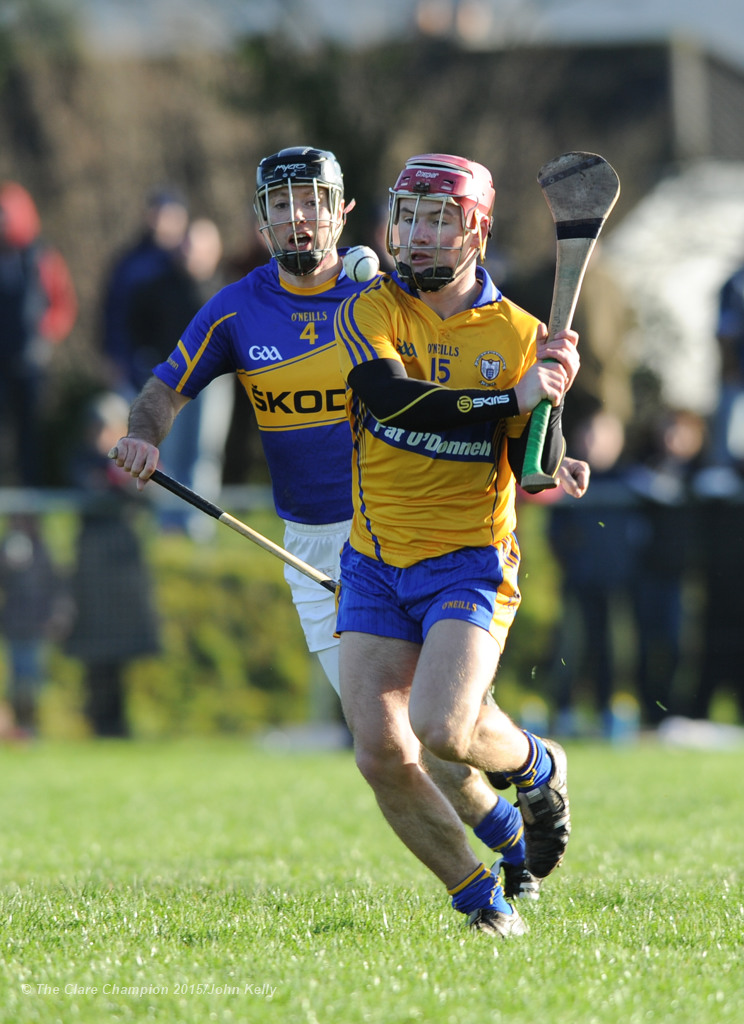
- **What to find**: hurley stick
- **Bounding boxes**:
[150,469,338,592]
[520,152,621,493]
[107,449,339,593]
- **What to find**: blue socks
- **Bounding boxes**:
[503,732,552,790]
[473,797,526,865]
[447,734,554,917]
[448,863,512,916]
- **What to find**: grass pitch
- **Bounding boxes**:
[0,736,742,1024]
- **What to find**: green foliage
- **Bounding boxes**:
[123,522,312,737]
[9,509,312,739]
[1,502,571,738]
[496,499,563,712]
[0,0,83,61]
[0,739,742,1024]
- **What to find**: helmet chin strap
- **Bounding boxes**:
[397,263,453,292]
[397,246,479,293]
[275,249,325,276]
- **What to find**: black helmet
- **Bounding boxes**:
[254,146,346,275]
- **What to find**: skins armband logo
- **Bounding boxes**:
[475,351,505,385]
[457,396,473,413]
[471,393,512,409]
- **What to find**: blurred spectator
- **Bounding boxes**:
[710,255,744,469]
[64,392,160,737]
[626,408,706,726]
[685,258,744,722]
[221,218,271,487]
[689,482,744,723]
[0,182,77,485]
[547,406,644,737]
[0,513,68,738]
[127,216,231,535]
[101,185,189,400]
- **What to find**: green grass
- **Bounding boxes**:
[0,739,742,1024]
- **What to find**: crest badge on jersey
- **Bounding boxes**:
[475,352,505,385]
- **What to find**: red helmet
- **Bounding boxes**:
[387,154,495,291]
[391,154,495,230]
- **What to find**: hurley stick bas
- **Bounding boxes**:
[108,453,339,594]
[150,469,338,592]
[520,152,621,494]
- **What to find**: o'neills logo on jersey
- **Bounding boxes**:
[442,599,478,612]
[475,351,505,385]
[396,338,417,359]
[249,345,283,361]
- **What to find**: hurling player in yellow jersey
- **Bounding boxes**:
[334,153,589,937]
[110,147,565,898]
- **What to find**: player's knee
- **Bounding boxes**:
[354,744,410,790]
[410,716,470,762]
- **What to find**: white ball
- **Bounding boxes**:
[343,245,380,282]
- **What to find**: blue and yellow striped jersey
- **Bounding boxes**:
[334,269,540,567]
[153,258,366,524]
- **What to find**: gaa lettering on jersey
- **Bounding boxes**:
[249,345,283,361]
[475,351,505,385]
[396,338,417,359]
[250,384,346,415]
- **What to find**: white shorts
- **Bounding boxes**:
[282,519,351,692]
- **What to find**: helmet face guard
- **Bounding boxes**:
[254,146,347,276]
[387,153,495,292]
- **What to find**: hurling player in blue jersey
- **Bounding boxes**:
[110,146,554,898]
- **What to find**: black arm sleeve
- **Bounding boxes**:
[347,358,519,430]
[507,399,566,479]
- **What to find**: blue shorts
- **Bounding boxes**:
[336,535,521,652]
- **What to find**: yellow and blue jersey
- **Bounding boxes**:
[334,268,540,567]
[154,258,366,524]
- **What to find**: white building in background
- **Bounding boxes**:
[602,161,744,416]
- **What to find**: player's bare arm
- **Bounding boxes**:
[109,376,189,490]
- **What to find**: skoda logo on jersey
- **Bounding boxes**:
[475,352,505,385]
[249,345,283,362]
[396,338,417,359]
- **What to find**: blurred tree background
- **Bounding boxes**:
[0,2,678,480]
